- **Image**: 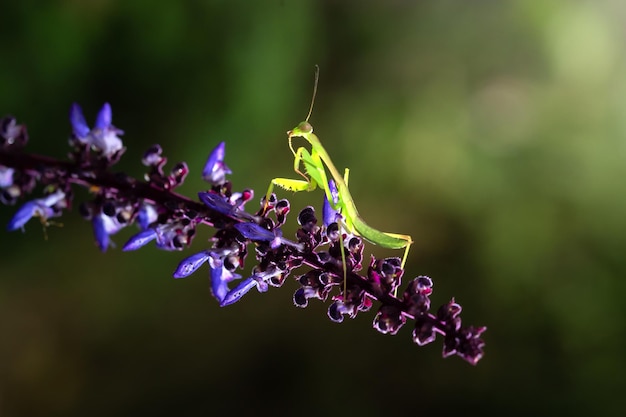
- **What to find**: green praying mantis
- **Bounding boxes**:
[264,68,413,293]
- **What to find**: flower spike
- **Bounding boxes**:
[0,106,486,366]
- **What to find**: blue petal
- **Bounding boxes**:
[95,102,112,130]
[234,222,275,242]
[220,277,258,307]
[137,203,158,230]
[0,166,15,188]
[6,201,36,231]
[122,228,157,251]
[92,214,111,252]
[173,251,210,278]
[322,179,340,227]
[198,191,234,215]
[69,103,90,139]
[202,142,226,176]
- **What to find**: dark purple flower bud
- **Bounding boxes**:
[7,190,65,231]
[437,298,462,322]
[326,222,340,242]
[454,326,487,365]
[328,302,345,323]
[169,162,189,187]
[413,316,436,346]
[373,305,406,335]
[293,287,309,307]
[202,142,231,185]
[297,206,318,233]
[142,144,164,166]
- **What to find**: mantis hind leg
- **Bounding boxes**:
[382,232,413,270]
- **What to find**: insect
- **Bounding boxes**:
[264,67,413,294]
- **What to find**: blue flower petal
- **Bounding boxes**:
[202,142,232,184]
[234,222,275,242]
[95,102,112,130]
[137,203,158,230]
[173,251,211,278]
[203,141,225,176]
[122,228,157,251]
[198,191,234,215]
[322,179,340,227]
[69,103,90,139]
[220,277,258,307]
[7,201,37,231]
[0,166,15,188]
[92,214,111,252]
[6,190,65,231]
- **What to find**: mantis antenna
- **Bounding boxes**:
[305,65,320,123]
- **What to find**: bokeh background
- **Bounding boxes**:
[2,1,626,416]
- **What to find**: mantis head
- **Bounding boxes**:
[287,121,313,139]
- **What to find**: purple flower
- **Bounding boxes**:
[202,141,231,185]
[208,255,242,303]
[220,266,283,307]
[122,228,158,251]
[92,211,125,252]
[322,179,341,227]
[173,250,212,278]
[0,116,28,148]
[234,221,302,250]
[123,219,195,252]
[0,166,14,188]
[7,190,66,231]
[137,202,158,230]
[70,103,124,158]
[199,191,256,221]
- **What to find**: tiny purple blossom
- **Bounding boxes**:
[322,179,340,227]
[202,141,231,185]
[7,190,65,231]
[92,212,125,252]
[208,256,241,303]
[137,202,158,230]
[0,166,14,188]
[70,103,124,157]
[234,221,302,250]
[199,191,256,221]
[122,228,158,251]
[220,267,283,307]
[219,278,258,306]
[69,103,90,141]
[173,250,211,278]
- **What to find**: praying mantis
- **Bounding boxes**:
[264,67,413,292]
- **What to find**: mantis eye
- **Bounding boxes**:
[298,121,313,133]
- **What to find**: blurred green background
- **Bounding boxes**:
[2,0,626,415]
